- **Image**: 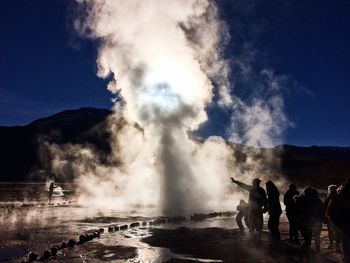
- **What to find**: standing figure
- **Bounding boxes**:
[48,182,58,203]
[310,188,324,252]
[324,185,341,250]
[327,178,350,263]
[266,181,282,244]
[296,187,324,261]
[284,184,300,244]
[231,177,267,234]
[236,199,249,232]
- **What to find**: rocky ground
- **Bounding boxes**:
[0,203,345,263]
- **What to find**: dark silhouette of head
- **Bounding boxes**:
[303,187,313,198]
[266,180,279,196]
[252,178,261,187]
[328,184,337,194]
[310,188,319,199]
[239,199,247,206]
[289,184,297,191]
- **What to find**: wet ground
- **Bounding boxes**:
[0,184,345,262]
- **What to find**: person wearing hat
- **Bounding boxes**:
[327,178,350,262]
[284,184,300,245]
[231,177,267,234]
[324,184,341,250]
[295,187,324,261]
[266,180,282,244]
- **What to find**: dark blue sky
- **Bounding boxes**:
[0,0,349,146]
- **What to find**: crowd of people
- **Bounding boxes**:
[231,177,350,262]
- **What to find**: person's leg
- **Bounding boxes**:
[244,215,249,229]
[335,227,342,251]
[256,209,263,234]
[268,215,273,237]
[289,214,298,242]
[299,225,312,262]
[268,215,280,243]
[236,212,244,232]
[327,222,335,248]
[312,222,321,252]
[275,215,281,242]
[249,207,257,232]
[292,218,301,244]
[286,212,293,241]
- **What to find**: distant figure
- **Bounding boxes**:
[284,184,300,244]
[236,199,249,232]
[296,187,324,260]
[48,182,58,203]
[327,178,350,263]
[324,184,341,250]
[266,181,282,244]
[310,188,324,252]
[231,177,267,234]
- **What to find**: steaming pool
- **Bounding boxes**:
[0,183,342,263]
[0,182,241,262]
[0,200,244,262]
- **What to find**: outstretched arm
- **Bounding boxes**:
[230,178,252,192]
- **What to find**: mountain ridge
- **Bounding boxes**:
[0,107,349,187]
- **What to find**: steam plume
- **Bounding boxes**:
[43,0,290,215]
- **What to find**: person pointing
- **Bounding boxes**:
[231,177,267,234]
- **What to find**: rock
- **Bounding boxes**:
[68,239,76,248]
[190,213,207,221]
[93,230,100,238]
[59,242,67,249]
[209,212,220,218]
[153,218,167,225]
[41,250,51,260]
[130,222,140,228]
[221,211,234,217]
[79,234,88,244]
[28,252,38,262]
[119,225,128,230]
[168,216,186,223]
[50,246,59,256]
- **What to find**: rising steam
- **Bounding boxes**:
[42,0,289,215]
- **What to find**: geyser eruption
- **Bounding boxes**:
[54,0,289,215]
[72,0,235,214]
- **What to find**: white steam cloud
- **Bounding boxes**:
[41,0,290,215]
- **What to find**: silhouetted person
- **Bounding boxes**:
[284,184,300,244]
[327,178,350,263]
[236,199,249,232]
[266,181,282,244]
[296,187,324,261]
[48,182,58,203]
[324,184,341,250]
[310,188,324,252]
[231,177,267,234]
